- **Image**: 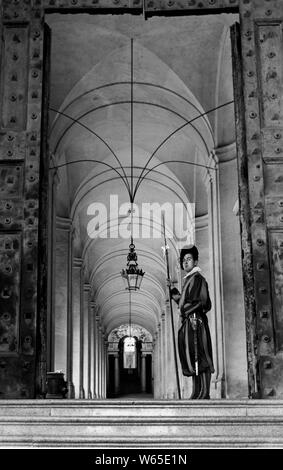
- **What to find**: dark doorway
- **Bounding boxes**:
[118,336,142,396]
[146,355,152,394]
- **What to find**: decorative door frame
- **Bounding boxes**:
[1,0,282,399]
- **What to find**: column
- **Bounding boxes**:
[158,324,162,398]
[141,354,146,393]
[203,153,225,399]
[83,284,90,399]
[174,300,183,400]
[114,354,120,395]
[95,315,100,398]
[87,297,93,399]
[152,339,156,398]
[153,328,160,399]
[92,304,97,399]
[98,324,102,399]
[213,144,247,398]
[91,302,96,399]
[153,335,157,398]
[91,301,96,399]
[165,294,181,399]
[67,225,75,398]
[165,300,173,399]
[104,338,108,398]
[158,330,161,398]
[106,347,110,398]
[79,265,85,399]
[54,217,71,378]
[100,331,104,399]
[101,330,105,398]
[161,312,166,398]
[73,257,82,398]
[47,165,59,372]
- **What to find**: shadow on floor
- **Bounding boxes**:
[109,393,154,400]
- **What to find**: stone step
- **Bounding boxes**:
[0,399,283,447]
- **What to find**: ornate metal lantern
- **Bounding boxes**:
[120,237,145,290]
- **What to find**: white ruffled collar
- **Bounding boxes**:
[183,266,201,279]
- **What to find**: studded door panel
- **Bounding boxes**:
[0,0,44,398]
[236,0,283,398]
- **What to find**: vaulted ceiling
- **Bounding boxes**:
[47,12,237,336]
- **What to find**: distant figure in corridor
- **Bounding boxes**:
[169,245,214,399]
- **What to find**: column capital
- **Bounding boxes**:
[213,142,236,164]
[201,150,219,189]
[71,225,77,241]
[195,214,209,232]
[49,153,61,186]
[90,283,96,299]
[73,257,83,268]
[81,262,88,277]
[203,168,214,191]
[203,168,214,190]
[56,216,72,231]
[84,283,91,292]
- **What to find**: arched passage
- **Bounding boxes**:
[47,12,247,400]
[107,324,153,398]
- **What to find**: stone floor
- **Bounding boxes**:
[112,393,154,400]
[1,399,283,447]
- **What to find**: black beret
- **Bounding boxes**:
[180,245,199,268]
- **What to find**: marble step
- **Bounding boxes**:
[0,399,283,447]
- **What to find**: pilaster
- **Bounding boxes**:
[203,154,226,398]
[83,284,90,399]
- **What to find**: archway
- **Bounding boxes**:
[46,11,246,400]
[107,324,153,398]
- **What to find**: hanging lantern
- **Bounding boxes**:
[121,238,145,290]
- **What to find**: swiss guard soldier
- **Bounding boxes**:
[169,245,214,399]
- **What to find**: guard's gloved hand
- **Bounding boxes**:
[190,317,198,330]
[166,278,172,288]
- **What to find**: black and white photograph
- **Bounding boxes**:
[0,0,283,458]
